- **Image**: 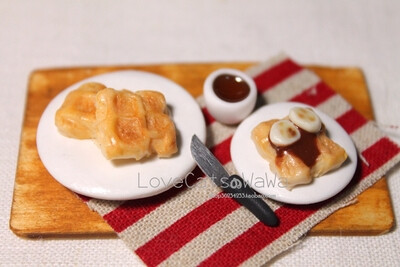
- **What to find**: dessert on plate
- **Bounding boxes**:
[251,106,347,190]
[55,82,178,160]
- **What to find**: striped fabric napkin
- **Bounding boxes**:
[83,54,400,266]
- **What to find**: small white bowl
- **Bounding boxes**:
[203,68,257,125]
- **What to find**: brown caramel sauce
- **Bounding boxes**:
[271,126,322,168]
[212,74,250,102]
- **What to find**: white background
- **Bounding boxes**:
[1,0,399,266]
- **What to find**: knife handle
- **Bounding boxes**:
[222,175,279,227]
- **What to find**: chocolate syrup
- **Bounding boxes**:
[271,127,321,168]
[212,74,250,102]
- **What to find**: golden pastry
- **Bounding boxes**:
[55,82,106,139]
[95,88,152,160]
[55,83,178,161]
[94,88,177,160]
[137,91,177,158]
[251,107,347,190]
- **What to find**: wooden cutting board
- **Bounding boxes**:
[9,63,394,237]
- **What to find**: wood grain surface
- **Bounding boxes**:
[9,63,394,237]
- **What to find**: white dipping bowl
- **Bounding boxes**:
[203,68,257,125]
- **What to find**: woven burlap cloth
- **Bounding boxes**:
[83,54,400,266]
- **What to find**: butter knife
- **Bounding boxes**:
[190,135,279,227]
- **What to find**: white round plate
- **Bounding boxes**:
[231,102,357,205]
[37,70,206,201]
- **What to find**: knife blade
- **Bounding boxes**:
[190,135,279,227]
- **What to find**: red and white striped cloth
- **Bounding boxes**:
[83,54,400,266]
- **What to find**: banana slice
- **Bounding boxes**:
[270,119,301,146]
[289,107,321,133]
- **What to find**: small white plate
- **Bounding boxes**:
[37,70,206,201]
[231,102,357,205]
